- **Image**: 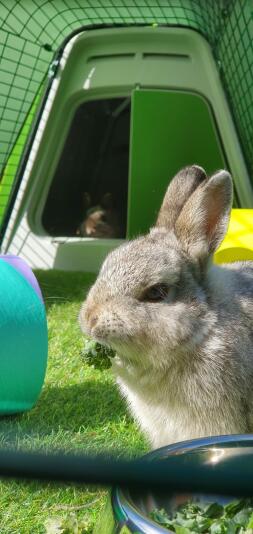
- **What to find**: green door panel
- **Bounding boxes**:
[128,90,226,238]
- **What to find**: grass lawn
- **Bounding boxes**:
[0,270,147,533]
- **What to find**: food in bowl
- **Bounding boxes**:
[150,499,253,533]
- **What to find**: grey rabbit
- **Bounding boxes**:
[79,165,253,448]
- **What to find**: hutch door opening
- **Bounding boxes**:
[42,97,130,239]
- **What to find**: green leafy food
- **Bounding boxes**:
[150,499,253,533]
[81,338,116,370]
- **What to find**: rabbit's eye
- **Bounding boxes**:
[141,283,170,302]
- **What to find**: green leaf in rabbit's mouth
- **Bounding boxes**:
[81,338,116,370]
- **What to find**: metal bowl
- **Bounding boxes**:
[107,435,253,533]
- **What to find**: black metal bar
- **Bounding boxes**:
[0,447,251,496]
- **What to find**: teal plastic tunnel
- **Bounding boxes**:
[0,255,48,414]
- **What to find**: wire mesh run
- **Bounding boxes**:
[0,0,252,226]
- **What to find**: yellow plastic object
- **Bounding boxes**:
[214,209,253,264]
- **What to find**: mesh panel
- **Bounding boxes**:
[217,1,253,178]
[0,0,252,225]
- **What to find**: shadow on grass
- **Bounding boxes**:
[37,380,128,430]
[34,270,96,310]
[0,380,128,436]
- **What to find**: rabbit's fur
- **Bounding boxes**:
[76,192,121,238]
[79,165,253,448]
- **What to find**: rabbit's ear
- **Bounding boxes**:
[101,192,113,209]
[175,170,233,261]
[155,165,207,230]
